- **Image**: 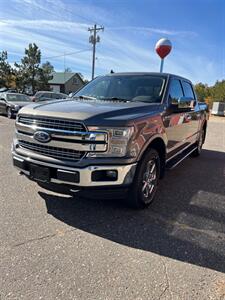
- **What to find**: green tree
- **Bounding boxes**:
[14,63,27,92]
[194,83,211,102]
[37,61,54,91]
[0,51,13,88]
[14,44,55,93]
[211,80,225,102]
[15,43,41,93]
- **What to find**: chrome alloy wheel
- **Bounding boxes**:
[142,159,157,202]
[7,108,12,119]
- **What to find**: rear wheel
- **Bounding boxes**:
[128,149,160,209]
[191,129,205,157]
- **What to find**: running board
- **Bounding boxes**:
[166,145,197,170]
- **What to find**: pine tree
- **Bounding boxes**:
[0,51,13,88]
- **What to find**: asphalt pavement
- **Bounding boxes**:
[0,116,225,300]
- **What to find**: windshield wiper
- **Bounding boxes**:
[73,95,97,100]
[73,95,132,102]
[102,97,132,102]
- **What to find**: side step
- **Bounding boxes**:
[166,144,197,170]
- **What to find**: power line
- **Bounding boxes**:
[59,6,99,26]
[42,48,91,60]
[88,24,104,79]
[36,2,99,27]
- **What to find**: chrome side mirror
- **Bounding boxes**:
[171,96,195,109]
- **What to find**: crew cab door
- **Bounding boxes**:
[181,80,201,144]
[163,78,191,158]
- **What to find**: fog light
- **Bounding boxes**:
[106,170,117,179]
[92,170,118,182]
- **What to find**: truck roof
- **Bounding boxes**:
[105,72,191,82]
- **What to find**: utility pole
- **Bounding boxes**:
[88,24,104,79]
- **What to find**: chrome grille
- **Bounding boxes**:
[16,115,108,161]
[18,140,84,160]
[18,116,86,132]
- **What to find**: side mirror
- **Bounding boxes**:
[171,96,195,109]
[0,98,5,101]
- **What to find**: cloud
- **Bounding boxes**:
[107,26,197,38]
[0,0,221,84]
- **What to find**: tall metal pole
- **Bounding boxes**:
[160,58,164,73]
[88,24,104,80]
[92,24,97,80]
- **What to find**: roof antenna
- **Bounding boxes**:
[110,69,114,74]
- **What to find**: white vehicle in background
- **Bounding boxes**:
[31,91,68,102]
[211,102,225,116]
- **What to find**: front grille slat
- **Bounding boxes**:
[19,116,86,132]
[17,116,87,161]
[19,141,84,160]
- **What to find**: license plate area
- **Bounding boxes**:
[30,164,50,182]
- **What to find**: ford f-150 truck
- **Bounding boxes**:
[12,72,208,208]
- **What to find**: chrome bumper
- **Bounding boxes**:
[12,152,137,187]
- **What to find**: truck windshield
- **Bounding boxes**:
[74,75,165,103]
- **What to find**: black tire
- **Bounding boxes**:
[191,129,205,157]
[7,107,13,119]
[127,148,160,209]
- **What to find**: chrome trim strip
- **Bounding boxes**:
[166,142,196,162]
[16,132,107,152]
[57,169,77,174]
[16,122,108,142]
[12,152,137,187]
[168,147,197,169]
[18,116,86,131]
[18,141,83,160]
[13,156,24,162]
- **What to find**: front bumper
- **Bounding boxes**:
[12,152,137,188]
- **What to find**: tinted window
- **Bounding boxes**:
[35,92,44,98]
[52,93,59,99]
[169,79,183,103]
[40,93,52,99]
[74,75,165,103]
[182,81,195,99]
[35,93,51,101]
[54,93,63,99]
[60,94,67,98]
[7,94,30,102]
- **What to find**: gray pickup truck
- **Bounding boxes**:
[12,72,208,208]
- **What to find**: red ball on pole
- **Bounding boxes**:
[155,38,172,72]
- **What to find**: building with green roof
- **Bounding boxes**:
[48,72,85,94]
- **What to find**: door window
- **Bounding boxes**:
[182,81,195,99]
[168,79,184,104]
[53,93,62,99]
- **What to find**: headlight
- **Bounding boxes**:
[87,126,134,158]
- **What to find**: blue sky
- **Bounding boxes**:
[0,0,224,84]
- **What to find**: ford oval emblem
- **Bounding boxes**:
[34,131,51,143]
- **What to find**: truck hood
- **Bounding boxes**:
[19,99,163,126]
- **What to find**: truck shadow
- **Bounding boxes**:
[39,149,225,273]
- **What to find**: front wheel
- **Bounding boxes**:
[7,107,14,119]
[128,149,160,209]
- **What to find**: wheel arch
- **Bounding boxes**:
[138,136,166,178]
